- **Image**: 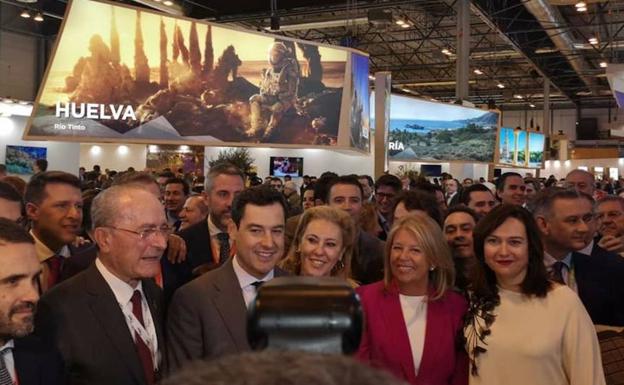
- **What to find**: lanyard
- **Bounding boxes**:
[121,304,160,369]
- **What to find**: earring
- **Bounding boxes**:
[336,259,345,270]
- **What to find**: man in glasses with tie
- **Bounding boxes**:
[167,186,289,372]
[533,188,624,326]
[0,218,63,385]
[35,185,168,385]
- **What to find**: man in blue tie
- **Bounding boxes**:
[533,188,624,326]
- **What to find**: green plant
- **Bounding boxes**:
[208,147,255,175]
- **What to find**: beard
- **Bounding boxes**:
[0,302,36,341]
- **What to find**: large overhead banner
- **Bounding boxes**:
[606,64,624,108]
[386,94,499,163]
[24,0,369,152]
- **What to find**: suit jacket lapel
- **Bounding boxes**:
[212,260,249,351]
[85,265,146,385]
[13,339,38,385]
[380,286,416,383]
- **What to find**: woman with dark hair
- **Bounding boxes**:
[464,204,605,385]
[357,214,468,385]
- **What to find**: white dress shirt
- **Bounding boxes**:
[0,340,16,383]
[232,255,274,308]
[95,258,159,367]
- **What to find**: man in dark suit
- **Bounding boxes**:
[24,171,85,292]
[163,163,245,299]
[534,188,624,326]
[0,218,63,385]
[167,186,289,372]
[35,186,169,385]
[326,176,384,284]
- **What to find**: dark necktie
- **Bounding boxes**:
[216,232,230,264]
[0,348,13,385]
[251,281,264,291]
[130,290,154,385]
[47,255,63,288]
[551,261,567,285]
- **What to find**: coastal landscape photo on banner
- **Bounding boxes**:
[386,94,499,162]
[24,0,369,151]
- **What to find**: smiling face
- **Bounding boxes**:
[443,212,476,258]
[164,182,187,215]
[389,228,431,296]
[299,219,344,278]
[27,183,83,251]
[498,176,527,206]
[0,242,41,344]
[483,217,529,292]
[235,203,285,279]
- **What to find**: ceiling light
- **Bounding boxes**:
[529,103,536,108]
[395,20,405,26]
[473,69,483,75]
[33,13,43,22]
[575,2,587,8]
[514,94,523,99]
[589,37,598,45]
[20,10,31,18]
[368,75,375,80]
[497,82,505,89]
[600,61,608,68]
[577,6,587,12]
[401,23,409,28]
[163,0,173,5]
[441,48,453,56]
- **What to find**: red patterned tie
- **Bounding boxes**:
[130,290,155,385]
[47,255,63,288]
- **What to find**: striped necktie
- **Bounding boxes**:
[0,348,14,385]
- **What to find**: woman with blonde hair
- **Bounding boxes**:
[356,214,468,385]
[280,206,356,280]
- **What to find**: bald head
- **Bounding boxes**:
[565,170,595,196]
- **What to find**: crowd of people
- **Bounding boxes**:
[0,160,623,385]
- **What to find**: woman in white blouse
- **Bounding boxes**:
[464,204,605,385]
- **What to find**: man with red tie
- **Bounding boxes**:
[35,185,168,385]
[24,172,84,292]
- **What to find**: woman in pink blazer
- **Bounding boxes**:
[356,214,468,385]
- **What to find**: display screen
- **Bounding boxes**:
[498,127,545,168]
[5,145,47,175]
[269,157,303,177]
[385,94,499,162]
[420,164,442,177]
[528,132,546,168]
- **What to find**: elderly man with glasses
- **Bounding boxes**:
[36,185,169,385]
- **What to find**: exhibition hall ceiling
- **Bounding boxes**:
[2,0,624,109]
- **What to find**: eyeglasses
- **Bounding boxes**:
[107,225,173,240]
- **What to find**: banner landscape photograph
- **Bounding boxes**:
[386,94,499,163]
[24,0,369,151]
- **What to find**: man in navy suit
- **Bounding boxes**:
[0,218,63,385]
[162,163,245,300]
[534,188,624,326]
